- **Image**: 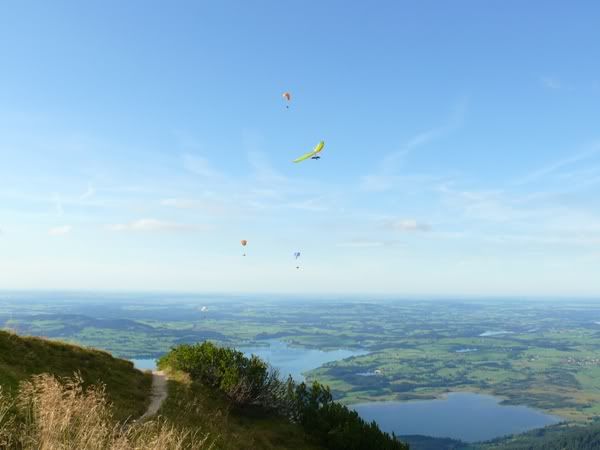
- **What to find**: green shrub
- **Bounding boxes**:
[160,342,409,450]
[158,342,284,408]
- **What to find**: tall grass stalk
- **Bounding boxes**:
[0,373,213,450]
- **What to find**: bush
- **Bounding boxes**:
[160,342,409,450]
[158,342,284,408]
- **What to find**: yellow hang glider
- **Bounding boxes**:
[293,141,325,163]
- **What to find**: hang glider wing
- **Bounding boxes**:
[293,141,325,163]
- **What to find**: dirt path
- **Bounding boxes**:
[141,370,168,419]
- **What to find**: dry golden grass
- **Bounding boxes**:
[0,373,214,450]
[0,330,152,421]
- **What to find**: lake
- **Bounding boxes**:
[131,339,367,381]
[354,392,562,443]
[239,340,368,381]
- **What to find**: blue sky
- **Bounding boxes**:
[1,1,600,295]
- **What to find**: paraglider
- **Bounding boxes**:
[294,251,301,269]
[282,92,291,109]
[293,141,325,163]
[240,239,248,256]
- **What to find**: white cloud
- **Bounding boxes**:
[386,219,431,232]
[48,225,72,236]
[107,218,210,233]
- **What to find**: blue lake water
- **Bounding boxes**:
[354,392,562,443]
[239,340,368,381]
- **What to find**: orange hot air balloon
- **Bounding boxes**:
[240,240,248,256]
[282,92,291,108]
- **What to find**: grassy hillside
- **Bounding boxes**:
[0,331,326,449]
[0,329,151,420]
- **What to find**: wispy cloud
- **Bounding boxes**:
[107,218,210,233]
[435,179,600,249]
[513,142,600,185]
[48,225,72,236]
[360,100,467,192]
[385,219,431,232]
[438,185,519,222]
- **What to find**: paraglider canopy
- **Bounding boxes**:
[294,251,301,269]
[282,92,291,101]
[293,141,324,163]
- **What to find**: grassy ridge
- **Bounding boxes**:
[0,330,151,420]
